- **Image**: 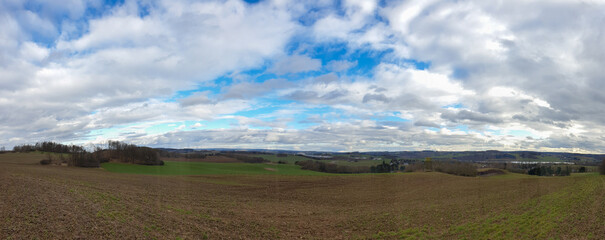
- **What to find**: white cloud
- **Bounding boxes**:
[382,0,436,35]
[0,0,300,146]
[19,41,49,61]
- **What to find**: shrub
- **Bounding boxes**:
[600,159,605,175]
[40,159,52,165]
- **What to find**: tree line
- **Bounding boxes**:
[370,160,406,173]
[15,141,162,167]
[159,150,214,159]
[219,152,268,163]
[13,141,84,153]
[295,160,370,174]
[527,165,571,176]
[294,159,479,176]
[107,141,162,165]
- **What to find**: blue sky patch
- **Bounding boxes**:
[443,103,465,109]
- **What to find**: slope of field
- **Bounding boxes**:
[1,152,604,239]
[0,151,66,164]
[101,161,330,176]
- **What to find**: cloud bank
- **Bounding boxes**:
[1,0,605,153]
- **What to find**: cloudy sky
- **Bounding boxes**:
[1,0,605,152]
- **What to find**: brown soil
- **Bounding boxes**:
[1,152,604,239]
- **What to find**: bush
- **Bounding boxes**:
[600,159,605,175]
[40,159,51,165]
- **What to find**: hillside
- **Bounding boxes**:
[1,152,604,239]
[159,148,605,164]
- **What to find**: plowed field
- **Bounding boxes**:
[1,152,604,239]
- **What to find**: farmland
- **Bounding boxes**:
[1,152,604,239]
[102,161,330,176]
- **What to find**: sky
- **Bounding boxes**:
[1,0,605,152]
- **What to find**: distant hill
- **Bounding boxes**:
[154,148,605,165]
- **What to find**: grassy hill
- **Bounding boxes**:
[101,161,330,176]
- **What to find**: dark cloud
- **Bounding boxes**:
[362,93,389,103]
[441,110,502,124]
[414,119,440,128]
[321,90,348,101]
[285,89,349,103]
[312,73,339,84]
[286,90,318,102]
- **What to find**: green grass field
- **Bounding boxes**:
[101,161,331,176]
